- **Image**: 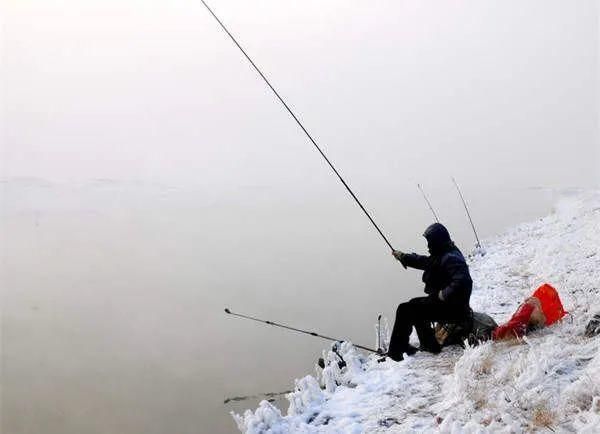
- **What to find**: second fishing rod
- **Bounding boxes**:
[225,308,380,354]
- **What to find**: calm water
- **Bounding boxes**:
[1,178,563,433]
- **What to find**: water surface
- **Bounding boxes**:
[1,179,562,433]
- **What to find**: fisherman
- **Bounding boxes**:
[387,223,473,361]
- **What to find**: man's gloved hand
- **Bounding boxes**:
[438,291,445,302]
[392,250,407,269]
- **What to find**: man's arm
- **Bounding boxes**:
[439,253,472,301]
[393,251,431,270]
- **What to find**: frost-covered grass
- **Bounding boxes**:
[233,191,600,433]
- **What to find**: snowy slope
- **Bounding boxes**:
[233,191,600,433]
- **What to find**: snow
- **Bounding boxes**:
[233,191,600,433]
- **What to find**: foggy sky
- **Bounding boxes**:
[3,0,598,191]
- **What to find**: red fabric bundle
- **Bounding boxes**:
[492,283,567,341]
[492,302,535,340]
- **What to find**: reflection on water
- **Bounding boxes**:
[1,179,556,433]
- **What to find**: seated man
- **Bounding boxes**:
[387,223,473,361]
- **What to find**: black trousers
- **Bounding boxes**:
[387,296,468,361]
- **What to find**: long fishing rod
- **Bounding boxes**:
[225,308,379,353]
[200,0,394,252]
[417,183,439,222]
[451,177,482,248]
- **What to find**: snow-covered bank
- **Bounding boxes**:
[234,191,600,433]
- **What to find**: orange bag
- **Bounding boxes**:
[531,283,567,325]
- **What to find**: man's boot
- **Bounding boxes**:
[415,322,442,354]
[405,344,419,356]
[419,341,441,354]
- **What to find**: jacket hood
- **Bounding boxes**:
[423,223,452,255]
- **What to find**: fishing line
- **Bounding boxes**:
[200,0,394,251]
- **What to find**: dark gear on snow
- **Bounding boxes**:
[584,312,600,338]
[388,223,473,361]
[435,311,498,347]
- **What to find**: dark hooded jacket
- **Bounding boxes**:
[400,223,472,308]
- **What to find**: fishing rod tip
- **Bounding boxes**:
[224,308,231,314]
